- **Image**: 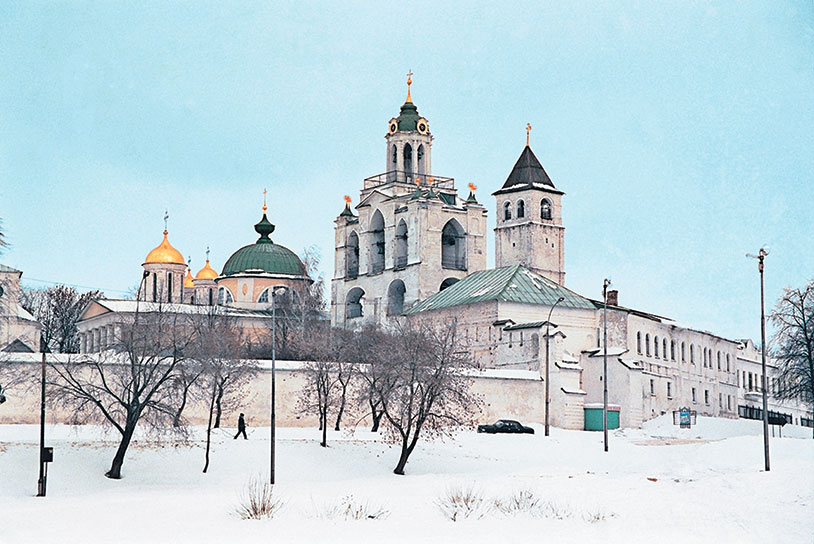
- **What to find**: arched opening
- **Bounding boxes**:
[417,144,425,176]
[654,336,659,357]
[217,286,234,305]
[208,288,213,306]
[440,277,459,291]
[391,144,398,170]
[517,200,525,218]
[395,219,408,270]
[503,201,512,221]
[387,280,406,316]
[637,331,642,354]
[403,143,413,177]
[541,198,552,220]
[346,231,359,279]
[663,338,667,359]
[346,287,365,319]
[671,340,676,360]
[645,333,651,356]
[441,219,466,270]
[258,288,270,303]
[369,211,385,275]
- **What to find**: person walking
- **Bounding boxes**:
[234,413,247,440]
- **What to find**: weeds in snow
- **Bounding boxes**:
[493,489,542,516]
[313,495,389,520]
[235,479,284,520]
[436,486,491,521]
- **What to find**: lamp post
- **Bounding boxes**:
[269,286,287,485]
[37,334,47,497]
[603,279,611,453]
[545,296,565,437]
[747,247,770,472]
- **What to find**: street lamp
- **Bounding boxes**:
[746,246,770,472]
[603,278,611,453]
[545,296,565,437]
[269,286,288,485]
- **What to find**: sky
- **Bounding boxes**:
[1,1,812,342]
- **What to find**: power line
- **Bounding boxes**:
[20,277,132,296]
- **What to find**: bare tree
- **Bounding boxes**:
[770,280,814,436]
[367,321,482,475]
[46,304,195,478]
[353,326,394,432]
[191,310,256,473]
[0,218,7,255]
[21,286,103,353]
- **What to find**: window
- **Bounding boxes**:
[167,272,173,302]
[705,390,709,405]
[346,287,365,319]
[394,220,408,270]
[727,395,731,410]
[152,273,157,302]
[646,334,651,356]
[726,354,730,372]
[258,288,269,303]
[516,200,525,218]
[650,379,655,396]
[403,143,413,174]
[541,199,552,220]
[690,344,695,364]
[217,286,233,305]
[386,280,406,316]
[667,382,672,398]
[654,336,659,358]
[503,201,512,220]
[637,332,642,354]
[671,341,676,361]
[369,211,385,275]
[692,387,697,403]
[440,277,459,291]
[346,231,360,278]
[441,219,466,270]
[719,393,723,408]
[208,288,213,306]
[748,373,753,391]
[663,338,667,360]
[681,342,686,362]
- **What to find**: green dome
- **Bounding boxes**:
[397,101,420,131]
[221,213,306,277]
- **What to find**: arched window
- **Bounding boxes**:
[681,342,686,362]
[346,287,365,319]
[403,143,413,175]
[541,199,552,220]
[645,334,651,356]
[346,231,359,279]
[440,277,459,291]
[654,336,659,357]
[218,286,233,305]
[717,351,721,370]
[726,354,730,372]
[637,332,642,354]
[690,344,695,364]
[516,200,525,218]
[417,144,426,176]
[391,144,398,170]
[387,280,406,316]
[258,288,269,303]
[441,219,466,270]
[503,201,512,221]
[167,272,173,302]
[663,338,667,359]
[395,220,408,270]
[671,340,676,360]
[369,211,385,275]
[208,288,213,306]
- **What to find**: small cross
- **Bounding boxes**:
[526,123,532,146]
[187,256,191,267]
[163,209,169,231]
[407,69,413,81]
[263,188,268,212]
[206,245,210,261]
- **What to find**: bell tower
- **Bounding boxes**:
[493,126,565,285]
[384,71,433,183]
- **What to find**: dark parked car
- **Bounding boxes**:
[477,419,534,434]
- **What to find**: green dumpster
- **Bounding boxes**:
[584,403,620,431]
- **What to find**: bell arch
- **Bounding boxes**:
[441,219,466,270]
[395,219,408,270]
[346,231,359,279]
[387,280,406,316]
[346,287,365,319]
[369,210,385,275]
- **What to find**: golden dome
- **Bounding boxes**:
[195,259,218,280]
[183,268,195,289]
[144,230,185,265]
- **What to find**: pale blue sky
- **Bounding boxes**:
[1,1,812,341]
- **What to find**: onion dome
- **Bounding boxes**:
[183,268,195,289]
[195,259,218,280]
[144,230,185,265]
[221,213,307,277]
[339,195,355,217]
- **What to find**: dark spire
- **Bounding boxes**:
[499,146,555,191]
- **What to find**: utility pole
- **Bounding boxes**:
[37,339,46,497]
[603,279,611,453]
[747,247,771,471]
[545,296,565,437]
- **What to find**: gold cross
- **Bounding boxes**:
[206,245,210,261]
[526,123,532,146]
[263,188,268,213]
[163,209,169,231]
[406,70,413,102]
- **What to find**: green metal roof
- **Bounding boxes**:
[405,265,595,314]
[396,101,420,131]
[221,213,306,277]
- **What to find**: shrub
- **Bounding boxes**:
[235,479,284,520]
[436,486,490,521]
[314,495,389,520]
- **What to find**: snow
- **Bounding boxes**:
[1,417,812,543]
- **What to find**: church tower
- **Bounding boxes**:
[331,74,487,329]
[141,216,187,303]
[493,128,565,285]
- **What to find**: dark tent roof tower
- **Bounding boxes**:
[492,145,562,196]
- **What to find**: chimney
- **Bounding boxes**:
[607,290,619,306]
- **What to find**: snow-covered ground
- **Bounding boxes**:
[1,417,812,543]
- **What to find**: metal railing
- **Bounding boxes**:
[363,171,455,191]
